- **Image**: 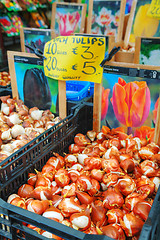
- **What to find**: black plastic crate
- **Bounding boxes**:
[0,102,93,187]
[0,102,159,240]
[139,186,160,240]
[67,96,93,115]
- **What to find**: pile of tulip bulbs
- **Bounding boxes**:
[0,95,61,162]
[7,127,160,239]
[0,72,11,86]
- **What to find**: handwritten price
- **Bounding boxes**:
[147,0,160,18]
[44,36,105,83]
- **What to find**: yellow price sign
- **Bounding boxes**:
[147,0,160,19]
[44,36,105,83]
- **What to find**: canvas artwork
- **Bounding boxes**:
[101,65,160,139]
[130,0,160,44]
[14,56,58,114]
[91,0,121,36]
[23,29,52,53]
[140,38,160,66]
[54,4,83,36]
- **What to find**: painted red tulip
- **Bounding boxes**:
[111,78,151,127]
[153,97,159,124]
[134,126,155,143]
[101,87,110,121]
[57,11,81,36]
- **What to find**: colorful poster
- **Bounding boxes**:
[14,56,58,114]
[0,16,19,36]
[130,0,160,44]
[30,12,48,29]
[102,65,160,136]
[24,29,52,53]
[140,38,160,66]
[55,5,83,36]
[91,0,121,36]
[0,0,22,11]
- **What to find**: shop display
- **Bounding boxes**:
[0,15,19,36]
[6,127,160,239]
[0,71,11,86]
[0,13,23,36]
[0,95,61,162]
[0,1,160,239]
[18,0,38,11]
[0,0,22,11]
[10,13,24,31]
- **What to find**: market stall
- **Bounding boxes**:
[0,0,160,240]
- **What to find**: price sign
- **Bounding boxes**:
[147,0,160,19]
[44,36,105,83]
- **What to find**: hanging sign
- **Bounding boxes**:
[44,36,105,83]
[147,0,160,19]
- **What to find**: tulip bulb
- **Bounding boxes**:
[11,125,25,138]
[70,212,91,230]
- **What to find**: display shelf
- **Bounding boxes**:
[0,1,52,70]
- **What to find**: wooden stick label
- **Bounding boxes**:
[44,36,105,83]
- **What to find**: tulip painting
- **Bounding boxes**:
[111,78,151,134]
[130,2,160,43]
[96,8,113,27]
[101,87,110,121]
[91,1,121,35]
[153,97,159,124]
[134,126,155,143]
[56,11,81,36]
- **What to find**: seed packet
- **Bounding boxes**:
[0,16,18,36]
[0,0,22,11]
[31,12,48,28]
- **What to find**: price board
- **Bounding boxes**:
[147,0,160,19]
[44,36,106,83]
